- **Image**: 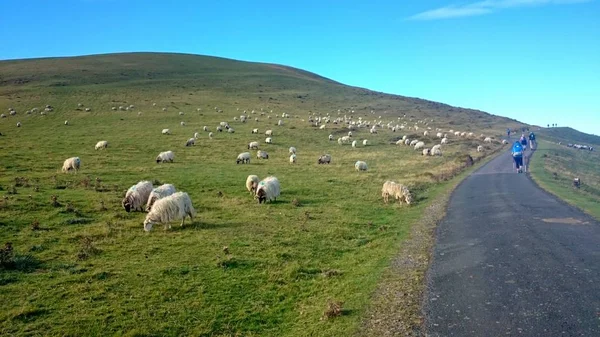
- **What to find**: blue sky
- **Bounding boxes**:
[1,0,598,135]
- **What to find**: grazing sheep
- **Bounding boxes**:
[252,128,259,134]
[179,111,184,116]
[355,161,368,171]
[338,137,343,145]
[236,152,251,164]
[85,108,91,112]
[414,141,425,150]
[64,120,69,125]
[265,137,273,144]
[162,129,171,135]
[112,106,117,110]
[156,151,175,163]
[278,120,283,126]
[404,139,411,145]
[396,139,404,145]
[257,150,269,159]
[502,139,509,145]
[441,137,448,144]
[329,134,334,141]
[194,132,199,139]
[209,132,214,139]
[122,181,154,212]
[145,184,176,212]
[320,125,326,130]
[363,139,368,146]
[216,126,223,132]
[143,192,196,231]
[348,131,353,137]
[484,137,492,143]
[248,141,260,150]
[381,181,413,205]
[203,126,208,132]
[16,122,21,127]
[477,145,484,152]
[410,139,418,146]
[255,176,280,204]
[289,146,297,154]
[246,175,260,194]
[61,157,81,173]
[265,130,273,136]
[180,121,186,126]
[431,144,442,156]
[0,114,5,118]
[185,138,195,147]
[318,154,332,164]
[423,131,429,136]
[352,140,358,148]
[95,140,108,150]
[422,148,431,156]
[227,127,235,133]
[290,153,297,164]
[436,132,443,138]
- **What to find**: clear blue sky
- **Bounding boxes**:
[1,0,599,135]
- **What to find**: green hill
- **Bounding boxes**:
[537,127,600,147]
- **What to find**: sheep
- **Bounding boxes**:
[203,126,208,132]
[320,125,326,130]
[95,140,108,150]
[180,121,186,126]
[431,144,442,156]
[423,131,429,136]
[477,145,484,152]
[236,152,251,164]
[255,176,280,204]
[381,181,413,205]
[265,137,273,144]
[248,141,260,150]
[61,157,81,173]
[290,153,297,164]
[143,192,196,231]
[318,154,332,164]
[441,137,448,145]
[0,114,5,118]
[436,132,443,138]
[454,131,461,136]
[289,146,297,154]
[216,126,223,132]
[111,106,117,110]
[257,150,269,159]
[278,120,283,126]
[185,138,195,147]
[252,128,259,134]
[404,139,411,145]
[265,130,273,136]
[414,141,425,150]
[156,151,175,163]
[484,137,492,143]
[348,131,353,137]
[64,120,69,125]
[329,134,334,141]
[16,122,21,127]
[121,181,154,212]
[227,127,235,134]
[145,184,176,212]
[194,132,199,139]
[246,175,260,194]
[337,137,343,145]
[85,108,91,112]
[363,139,368,146]
[502,139,509,145]
[422,148,431,156]
[410,139,419,146]
[162,129,171,135]
[352,140,358,148]
[355,161,368,171]
[370,128,377,134]
[179,111,184,116]
[209,132,214,139]
[396,139,404,145]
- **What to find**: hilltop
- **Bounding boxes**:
[537,127,600,147]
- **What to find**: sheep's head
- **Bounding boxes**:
[256,189,267,203]
[122,198,132,212]
[143,219,154,232]
[404,192,413,205]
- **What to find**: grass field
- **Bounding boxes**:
[0,53,515,336]
[529,139,600,220]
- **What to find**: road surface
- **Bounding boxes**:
[424,148,600,336]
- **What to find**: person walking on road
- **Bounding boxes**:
[528,132,536,150]
[512,141,525,173]
[520,134,528,151]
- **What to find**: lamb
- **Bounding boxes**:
[363,139,368,146]
[355,161,368,171]
[255,176,280,203]
[289,146,296,154]
[236,152,251,164]
[248,141,260,150]
[430,144,442,156]
[95,140,108,150]
[143,192,196,231]
[62,157,81,173]
[122,180,153,212]
[318,154,332,164]
[290,153,297,164]
[185,138,195,147]
[145,184,176,212]
[414,141,425,150]
[265,137,273,144]
[265,130,273,136]
[246,175,260,194]
[477,145,484,152]
[257,150,269,159]
[381,181,413,205]
[162,129,171,135]
[156,151,175,163]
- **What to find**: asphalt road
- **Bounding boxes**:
[424,147,600,336]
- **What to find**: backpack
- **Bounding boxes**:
[512,142,523,157]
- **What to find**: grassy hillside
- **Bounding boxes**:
[0,52,512,336]
[537,127,600,147]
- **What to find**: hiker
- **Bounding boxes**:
[512,141,524,173]
[528,132,536,150]
[520,134,528,151]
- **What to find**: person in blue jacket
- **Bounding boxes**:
[520,134,528,151]
[528,132,536,150]
[512,141,524,173]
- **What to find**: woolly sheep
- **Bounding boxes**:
[278,120,283,126]
[194,132,199,139]
[248,141,259,150]
[179,111,184,116]
[85,108,91,112]
[441,137,448,144]
[484,137,492,143]
[355,161,368,171]
[227,127,235,133]
[156,151,174,163]
[257,150,269,159]
[162,129,171,135]
[265,130,273,136]
[404,139,411,145]
[396,139,404,145]
[64,120,69,125]
[348,131,353,137]
[363,139,368,146]
[185,138,195,147]
[62,157,81,173]
[203,126,208,131]
[436,132,443,138]
[236,152,251,164]
[180,121,186,126]
[289,146,296,154]
[410,139,418,146]
[329,134,334,141]
[95,140,108,150]
[290,153,297,164]
[414,141,425,150]
[0,114,5,118]
[337,137,343,145]
[477,145,484,152]
[318,154,331,164]
[502,139,509,145]
[423,131,429,136]
[381,181,413,205]
[216,126,223,132]
[422,148,431,156]
[352,140,357,148]
[246,175,260,194]
[252,128,259,134]
[122,180,153,213]
[145,184,176,212]
[320,125,326,130]
[431,144,442,156]
[16,122,21,127]
[143,192,196,231]
[265,137,273,144]
[255,176,280,204]
[209,132,214,139]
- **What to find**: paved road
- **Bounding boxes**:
[424,147,600,336]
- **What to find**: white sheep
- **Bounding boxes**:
[216,126,223,132]
[410,139,418,146]
[430,144,442,156]
[318,154,331,164]
[477,145,484,152]
[404,139,411,145]
[502,139,509,145]
[162,129,171,135]
[355,161,368,171]
[236,152,251,164]
[363,139,368,146]
[252,128,259,134]
[156,151,174,163]
[484,137,492,143]
[436,132,443,138]
[122,180,153,212]
[257,150,269,159]
[352,140,358,148]
[179,111,184,116]
[185,138,195,147]
[64,120,69,125]
[289,146,296,154]
[278,120,283,126]
[422,148,431,156]
[320,125,326,130]
[255,176,280,203]
[414,141,425,150]
[95,140,108,150]
[441,138,448,145]
[228,127,235,133]
[290,153,297,164]
[143,192,196,231]
[246,175,260,194]
[180,121,186,126]
[61,157,81,173]
[329,134,334,141]
[381,181,413,204]
[209,132,214,139]
[203,126,208,132]
[193,132,199,139]
[85,108,91,112]
[265,137,273,144]
[396,139,404,145]
[348,131,353,137]
[423,131,429,136]
[248,141,260,150]
[16,122,21,127]
[265,130,273,136]
[145,184,176,212]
